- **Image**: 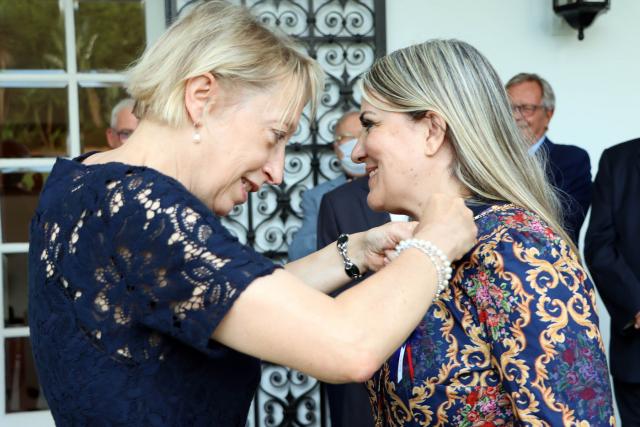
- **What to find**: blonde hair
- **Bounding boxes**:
[127,0,324,129]
[361,39,577,254]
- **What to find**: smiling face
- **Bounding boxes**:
[192,83,302,215]
[352,99,461,218]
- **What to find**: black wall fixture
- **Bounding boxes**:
[553,0,610,40]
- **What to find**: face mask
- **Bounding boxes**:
[337,138,367,177]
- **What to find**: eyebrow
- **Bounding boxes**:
[267,120,296,134]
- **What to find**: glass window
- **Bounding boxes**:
[74,0,147,72]
[79,84,129,152]
[3,253,28,328]
[0,0,162,420]
[5,337,49,413]
[0,0,66,71]
[1,170,49,243]
[0,87,68,157]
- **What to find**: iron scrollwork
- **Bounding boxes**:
[167,1,385,425]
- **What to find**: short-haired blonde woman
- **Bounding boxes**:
[353,39,615,426]
[27,3,476,426]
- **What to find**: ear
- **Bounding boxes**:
[545,107,554,121]
[422,111,448,157]
[184,72,218,125]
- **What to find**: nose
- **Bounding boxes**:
[263,144,285,185]
[351,135,367,164]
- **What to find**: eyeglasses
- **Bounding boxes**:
[112,128,133,141]
[511,104,545,117]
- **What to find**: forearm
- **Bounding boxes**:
[215,195,474,383]
[285,232,367,294]
[331,248,438,370]
[213,251,438,384]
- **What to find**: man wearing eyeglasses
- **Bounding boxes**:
[288,111,366,261]
[506,73,592,246]
[105,98,139,149]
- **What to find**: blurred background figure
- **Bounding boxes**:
[288,111,365,261]
[506,73,591,246]
[585,137,640,426]
[105,98,138,149]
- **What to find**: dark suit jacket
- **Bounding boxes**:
[585,138,640,382]
[316,176,389,427]
[542,138,592,245]
[317,176,390,249]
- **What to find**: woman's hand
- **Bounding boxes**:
[413,194,477,262]
[355,221,417,272]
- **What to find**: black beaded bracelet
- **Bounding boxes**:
[336,233,362,279]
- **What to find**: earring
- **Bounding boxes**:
[193,121,201,143]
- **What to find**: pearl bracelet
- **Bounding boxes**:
[394,239,453,298]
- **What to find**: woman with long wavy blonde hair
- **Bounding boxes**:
[353,39,614,426]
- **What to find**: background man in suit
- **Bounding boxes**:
[506,73,592,245]
[585,138,640,425]
[317,176,390,249]
[288,111,366,260]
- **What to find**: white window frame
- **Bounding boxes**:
[0,1,165,424]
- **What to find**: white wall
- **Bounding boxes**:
[386,0,640,161]
[386,0,640,422]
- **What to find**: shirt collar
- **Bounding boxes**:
[528,134,546,155]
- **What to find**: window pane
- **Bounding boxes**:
[75,0,146,72]
[0,87,69,157]
[0,0,66,70]
[1,170,49,243]
[4,253,28,328]
[79,84,129,152]
[5,337,49,413]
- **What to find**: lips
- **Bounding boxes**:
[365,165,378,178]
[241,177,260,193]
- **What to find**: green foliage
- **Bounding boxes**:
[1,87,68,156]
[75,1,146,71]
[0,0,66,70]
[1,0,147,155]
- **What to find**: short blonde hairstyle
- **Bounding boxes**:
[127,0,324,129]
[360,39,577,254]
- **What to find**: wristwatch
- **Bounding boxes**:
[336,233,362,279]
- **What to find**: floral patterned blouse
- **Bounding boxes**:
[368,203,615,427]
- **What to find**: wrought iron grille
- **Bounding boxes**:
[167,1,386,425]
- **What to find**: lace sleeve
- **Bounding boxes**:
[105,173,279,357]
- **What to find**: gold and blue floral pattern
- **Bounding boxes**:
[368,204,615,426]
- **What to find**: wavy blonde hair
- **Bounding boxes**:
[360,39,576,254]
[127,0,324,129]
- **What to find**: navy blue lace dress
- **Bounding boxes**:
[28,155,279,426]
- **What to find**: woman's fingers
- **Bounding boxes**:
[414,194,477,261]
